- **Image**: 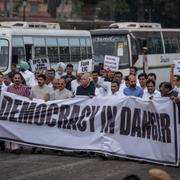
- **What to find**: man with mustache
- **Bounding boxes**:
[123,74,143,98]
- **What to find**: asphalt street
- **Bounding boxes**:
[0,149,179,180]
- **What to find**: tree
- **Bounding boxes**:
[47,0,61,18]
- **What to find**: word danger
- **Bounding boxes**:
[0,96,171,143]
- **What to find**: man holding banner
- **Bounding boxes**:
[6,72,30,153]
[76,73,95,97]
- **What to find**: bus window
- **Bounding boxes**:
[33,37,46,57]
[58,38,70,62]
[92,35,129,67]
[133,32,163,54]
[46,37,59,63]
[86,38,92,59]
[69,38,80,62]
[0,39,9,70]
[163,32,180,53]
[12,37,25,64]
[80,38,87,60]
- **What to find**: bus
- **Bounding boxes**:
[90,22,180,84]
[0,21,93,74]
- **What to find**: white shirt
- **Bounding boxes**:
[71,79,81,95]
[50,88,72,100]
[142,89,161,100]
[30,84,52,100]
[20,70,36,87]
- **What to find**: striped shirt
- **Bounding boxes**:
[7,84,30,98]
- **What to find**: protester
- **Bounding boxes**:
[8,63,17,81]
[128,66,140,86]
[7,72,30,98]
[171,75,180,94]
[62,64,76,91]
[113,71,123,84]
[96,62,104,75]
[98,68,107,80]
[138,73,147,90]
[30,74,51,101]
[55,62,66,79]
[34,70,41,85]
[52,79,59,91]
[110,81,125,96]
[3,74,13,88]
[76,72,95,97]
[92,70,99,86]
[123,74,143,97]
[129,66,138,76]
[124,75,129,87]
[71,73,82,95]
[147,72,157,81]
[142,79,161,100]
[19,60,36,87]
[159,81,178,97]
[104,69,115,82]
[50,78,72,100]
[6,72,30,154]
[46,68,56,87]
[92,70,103,96]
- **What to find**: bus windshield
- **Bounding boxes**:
[0,39,9,72]
[92,35,129,68]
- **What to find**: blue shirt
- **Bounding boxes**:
[123,86,143,98]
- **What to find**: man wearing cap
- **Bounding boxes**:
[55,62,66,79]
[19,60,36,87]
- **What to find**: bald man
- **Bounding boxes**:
[123,74,143,97]
[76,73,95,97]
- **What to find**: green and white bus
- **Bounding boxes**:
[91,22,180,84]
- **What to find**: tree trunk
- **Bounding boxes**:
[137,0,144,22]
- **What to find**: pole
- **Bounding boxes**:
[142,47,149,74]
[9,0,13,18]
[61,0,65,20]
[149,8,151,22]
[23,0,27,21]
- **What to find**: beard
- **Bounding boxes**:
[130,84,136,88]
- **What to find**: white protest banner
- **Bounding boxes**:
[30,57,50,72]
[173,60,180,75]
[104,55,120,71]
[0,92,179,166]
[77,59,93,74]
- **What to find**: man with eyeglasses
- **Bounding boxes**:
[50,78,72,100]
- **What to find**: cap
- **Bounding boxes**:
[20,60,30,70]
[57,62,66,71]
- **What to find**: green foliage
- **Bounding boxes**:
[72,1,84,17]
[46,0,180,27]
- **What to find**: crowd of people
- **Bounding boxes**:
[0,60,180,154]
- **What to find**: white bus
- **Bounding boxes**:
[0,21,93,74]
[91,22,180,84]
